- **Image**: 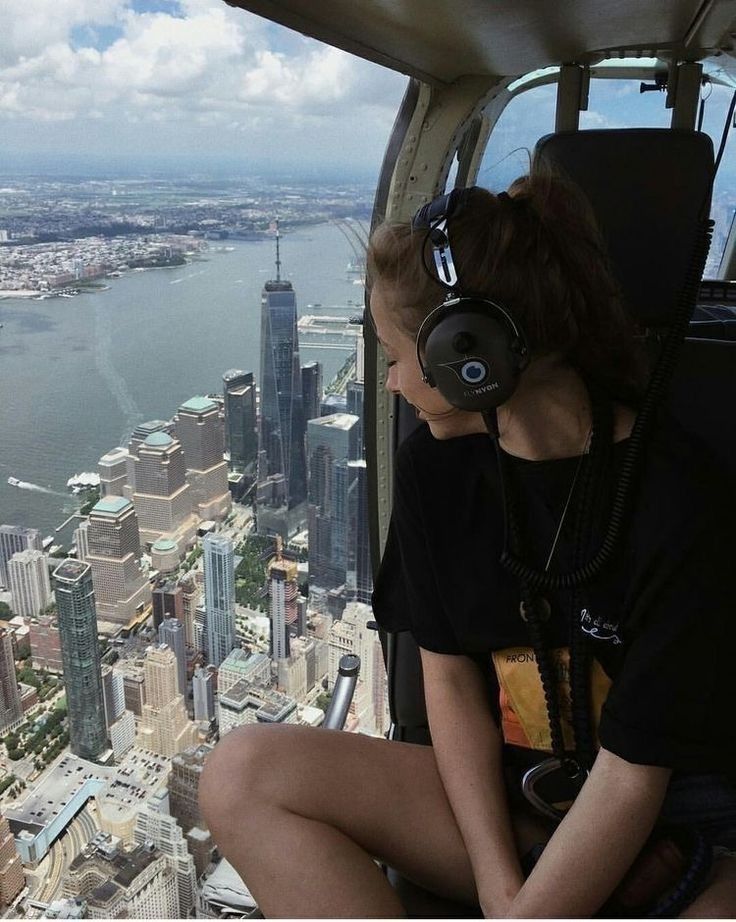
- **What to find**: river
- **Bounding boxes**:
[0,222,363,540]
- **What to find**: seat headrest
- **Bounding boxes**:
[534,129,714,328]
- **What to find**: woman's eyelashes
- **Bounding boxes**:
[386,360,397,368]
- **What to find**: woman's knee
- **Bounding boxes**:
[199,723,281,832]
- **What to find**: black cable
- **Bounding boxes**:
[493,386,613,774]
[499,218,714,593]
[714,89,736,178]
[567,393,613,771]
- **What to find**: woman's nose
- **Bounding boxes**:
[385,365,400,395]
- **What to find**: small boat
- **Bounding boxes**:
[7,476,21,487]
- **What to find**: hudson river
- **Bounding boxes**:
[0,222,362,540]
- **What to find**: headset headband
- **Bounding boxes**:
[412,188,475,290]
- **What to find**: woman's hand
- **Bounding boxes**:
[505,748,671,918]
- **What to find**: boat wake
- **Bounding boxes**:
[7,478,66,497]
[170,270,207,285]
[93,301,142,442]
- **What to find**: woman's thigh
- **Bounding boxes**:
[202,723,541,905]
[681,855,736,918]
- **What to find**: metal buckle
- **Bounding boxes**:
[521,757,589,822]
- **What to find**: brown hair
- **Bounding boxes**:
[367,168,646,405]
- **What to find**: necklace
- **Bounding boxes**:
[543,426,593,572]
[517,425,593,624]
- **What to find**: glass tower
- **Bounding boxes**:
[203,534,236,668]
[53,560,107,761]
[223,369,258,472]
[307,414,360,591]
[258,227,307,533]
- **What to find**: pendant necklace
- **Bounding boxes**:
[518,425,593,624]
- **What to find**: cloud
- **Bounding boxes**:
[0,0,407,171]
[0,0,125,65]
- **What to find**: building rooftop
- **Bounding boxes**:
[142,431,174,448]
[219,649,269,677]
[220,679,296,723]
[131,420,171,440]
[180,395,217,413]
[309,412,359,431]
[9,547,46,563]
[99,447,128,464]
[223,369,252,385]
[52,559,90,582]
[152,538,177,552]
[92,496,131,516]
[171,743,213,772]
[6,753,107,835]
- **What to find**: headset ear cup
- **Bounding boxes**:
[422,298,527,411]
[512,337,530,372]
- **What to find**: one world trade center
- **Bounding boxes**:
[257,224,308,539]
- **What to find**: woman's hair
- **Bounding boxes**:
[367,166,647,406]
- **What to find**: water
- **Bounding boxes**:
[0,223,364,540]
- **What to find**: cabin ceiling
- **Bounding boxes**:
[225,0,736,85]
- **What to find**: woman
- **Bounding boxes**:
[199,171,736,917]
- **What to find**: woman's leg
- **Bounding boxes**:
[199,723,545,918]
[680,855,736,918]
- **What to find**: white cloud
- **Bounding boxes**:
[0,0,124,65]
[0,0,407,171]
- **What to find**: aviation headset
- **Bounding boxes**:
[411,186,529,412]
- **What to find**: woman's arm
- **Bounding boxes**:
[507,747,672,918]
[420,647,525,918]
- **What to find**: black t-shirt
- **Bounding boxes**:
[372,414,736,774]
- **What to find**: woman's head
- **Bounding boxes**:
[367,167,645,412]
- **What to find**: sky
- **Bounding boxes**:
[0,0,408,178]
[0,1,734,184]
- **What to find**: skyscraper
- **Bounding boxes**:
[98,447,129,497]
[0,629,22,735]
[7,548,52,618]
[74,519,89,562]
[86,496,150,626]
[53,560,107,761]
[125,419,174,494]
[258,226,308,538]
[203,533,237,668]
[346,460,373,604]
[267,541,298,662]
[346,379,365,459]
[168,745,212,834]
[307,414,360,592]
[179,575,199,650]
[174,397,231,521]
[29,614,64,674]
[192,665,215,722]
[151,580,184,630]
[0,525,41,589]
[223,369,258,472]
[301,362,323,423]
[138,645,196,757]
[134,803,197,918]
[129,431,197,551]
[0,812,25,911]
[158,616,187,697]
[101,664,125,729]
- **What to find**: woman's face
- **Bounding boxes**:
[370,282,486,440]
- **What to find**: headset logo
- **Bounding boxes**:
[464,381,500,397]
[441,357,491,387]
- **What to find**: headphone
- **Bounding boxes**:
[412,187,529,411]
